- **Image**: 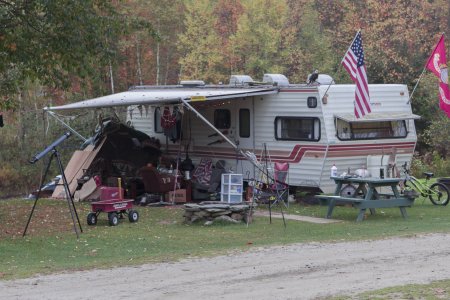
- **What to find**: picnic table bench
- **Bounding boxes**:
[315,176,415,222]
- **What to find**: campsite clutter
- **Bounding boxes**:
[36,30,450,231]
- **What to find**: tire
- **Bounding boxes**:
[340,184,356,197]
[429,183,450,206]
[87,212,97,225]
[108,212,119,226]
[128,210,139,223]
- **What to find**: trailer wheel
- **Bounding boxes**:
[108,212,119,226]
[87,212,97,225]
[128,210,139,223]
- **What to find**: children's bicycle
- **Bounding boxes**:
[400,162,450,205]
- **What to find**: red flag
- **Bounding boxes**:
[342,31,371,118]
[426,34,450,116]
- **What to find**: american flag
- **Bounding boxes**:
[342,31,371,118]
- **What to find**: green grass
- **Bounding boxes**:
[1,198,450,280]
[331,279,450,299]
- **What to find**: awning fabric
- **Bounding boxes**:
[335,112,421,123]
[45,87,278,111]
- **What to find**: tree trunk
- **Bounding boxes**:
[109,62,115,94]
[136,38,143,86]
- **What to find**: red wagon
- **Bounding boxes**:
[87,198,139,226]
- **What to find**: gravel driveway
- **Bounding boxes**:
[2,233,450,299]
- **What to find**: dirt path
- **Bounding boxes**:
[2,233,450,299]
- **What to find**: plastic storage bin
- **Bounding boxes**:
[221,174,243,203]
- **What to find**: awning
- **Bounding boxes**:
[335,112,421,123]
[44,86,279,111]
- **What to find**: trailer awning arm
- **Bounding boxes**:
[47,111,87,142]
[180,98,238,149]
[180,98,263,171]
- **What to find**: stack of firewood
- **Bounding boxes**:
[183,201,255,225]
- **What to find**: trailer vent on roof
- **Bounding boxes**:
[229,75,254,86]
[262,74,289,86]
[180,80,205,87]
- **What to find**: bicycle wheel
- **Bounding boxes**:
[429,183,450,206]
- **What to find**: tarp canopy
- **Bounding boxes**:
[45,86,279,111]
[335,112,421,123]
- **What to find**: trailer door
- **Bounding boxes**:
[230,98,254,179]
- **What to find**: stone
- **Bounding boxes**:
[184,207,201,212]
[211,210,232,217]
[214,215,240,224]
[230,205,249,212]
[204,220,213,226]
[230,213,243,221]
[193,211,209,218]
[183,211,193,217]
[201,204,230,210]
[204,208,226,213]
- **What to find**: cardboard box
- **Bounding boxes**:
[166,189,189,203]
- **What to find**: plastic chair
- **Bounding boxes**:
[269,162,289,207]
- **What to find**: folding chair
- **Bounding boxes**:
[269,162,289,207]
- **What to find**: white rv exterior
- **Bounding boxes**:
[124,74,418,194]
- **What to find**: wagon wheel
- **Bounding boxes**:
[87,212,97,225]
[108,212,119,226]
[128,210,139,223]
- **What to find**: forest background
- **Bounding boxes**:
[1,0,450,197]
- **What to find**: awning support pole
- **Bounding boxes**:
[46,111,87,142]
[179,98,273,175]
[180,98,238,149]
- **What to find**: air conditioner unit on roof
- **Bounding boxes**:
[229,75,254,85]
[262,74,289,86]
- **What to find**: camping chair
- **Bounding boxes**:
[138,164,177,202]
[192,159,227,200]
[269,162,289,207]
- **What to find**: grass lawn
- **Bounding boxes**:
[1,197,450,281]
[331,279,450,299]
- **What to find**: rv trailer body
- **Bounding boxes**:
[127,75,418,194]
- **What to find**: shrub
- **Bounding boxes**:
[0,164,22,197]
[411,153,450,179]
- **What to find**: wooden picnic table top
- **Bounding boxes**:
[316,176,413,221]
[331,176,402,185]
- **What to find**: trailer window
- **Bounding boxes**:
[154,107,163,133]
[275,117,320,141]
[239,109,250,138]
[214,109,231,129]
[336,118,407,140]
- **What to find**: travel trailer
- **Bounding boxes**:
[46,74,419,194]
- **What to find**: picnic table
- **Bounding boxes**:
[315,176,415,222]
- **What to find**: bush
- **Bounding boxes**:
[411,153,450,179]
[0,164,22,197]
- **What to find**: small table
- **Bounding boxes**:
[316,176,415,221]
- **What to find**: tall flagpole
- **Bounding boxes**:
[408,33,445,104]
[407,67,427,104]
[321,29,361,103]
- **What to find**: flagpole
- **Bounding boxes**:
[340,29,361,65]
[408,33,445,104]
[321,29,361,103]
[407,67,427,104]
